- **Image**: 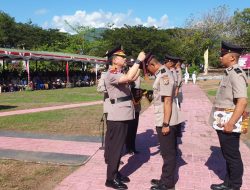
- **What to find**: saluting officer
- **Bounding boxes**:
[210,41,248,190]
[144,53,180,190]
[104,45,145,190]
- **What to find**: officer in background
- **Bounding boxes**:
[144,53,180,190]
[210,41,248,190]
[175,58,184,109]
[97,63,110,149]
[164,54,183,139]
[97,63,110,120]
[104,45,145,190]
[126,71,141,155]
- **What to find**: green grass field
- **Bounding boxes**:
[0,82,152,135]
[0,87,103,111]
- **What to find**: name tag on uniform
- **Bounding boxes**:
[212,110,249,133]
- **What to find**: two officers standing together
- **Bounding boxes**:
[98,45,184,190]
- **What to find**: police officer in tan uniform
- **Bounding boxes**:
[104,45,145,190]
[126,75,141,154]
[210,41,248,190]
[97,64,111,150]
[164,54,183,139]
[175,58,184,109]
[144,53,180,190]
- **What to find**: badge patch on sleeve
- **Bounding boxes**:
[162,76,169,85]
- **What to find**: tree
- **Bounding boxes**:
[233,8,250,49]
[0,11,16,47]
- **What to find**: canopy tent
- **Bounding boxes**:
[239,54,250,77]
[0,48,107,84]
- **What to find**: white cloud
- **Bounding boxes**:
[46,10,170,33]
[34,8,48,15]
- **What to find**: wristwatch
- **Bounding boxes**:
[134,59,142,65]
[162,122,169,128]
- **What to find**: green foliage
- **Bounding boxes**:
[233,8,250,50]
[188,64,200,75]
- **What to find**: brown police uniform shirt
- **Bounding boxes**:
[104,68,135,121]
[97,71,110,114]
[153,65,181,127]
[214,64,248,109]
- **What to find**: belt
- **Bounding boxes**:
[110,95,132,104]
[214,107,234,112]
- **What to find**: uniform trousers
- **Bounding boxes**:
[156,125,177,188]
[105,120,129,180]
[126,112,140,151]
[216,130,243,189]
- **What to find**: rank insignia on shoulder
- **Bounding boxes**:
[161,68,166,74]
[234,68,242,74]
[162,76,169,85]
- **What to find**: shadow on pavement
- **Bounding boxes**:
[205,146,226,180]
[120,129,159,176]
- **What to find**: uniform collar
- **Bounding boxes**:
[155,65,165,77]
[224,64,238,75]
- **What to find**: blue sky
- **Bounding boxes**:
[1,0,249,33]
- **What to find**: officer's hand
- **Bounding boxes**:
[162,127,170,135]
[223,122,234,133]
[137,51,146,62]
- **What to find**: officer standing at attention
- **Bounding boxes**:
[97,64,110,120]
[104,45,145,190]
[210,41,248,190]
[164,54,183,139]
[125,64,142,154]
[175,58,183,109]
[144,53,179,190]
[97,63,110,150]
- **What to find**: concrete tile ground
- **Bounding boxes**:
[0,84,249,190]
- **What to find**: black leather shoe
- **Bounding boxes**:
[150,184,168,190]
[117,172,130,183]
[151,179,161,186]
[210,183,229,190]
[105,179,128,189]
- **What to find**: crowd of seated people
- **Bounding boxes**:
[0,70,101,93]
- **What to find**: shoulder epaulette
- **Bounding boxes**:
[161,68,166,74]
[234,68,242,74]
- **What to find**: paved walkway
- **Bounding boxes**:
[0,84,250,189]
[0,100,102,117]
[53,84,250,190]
